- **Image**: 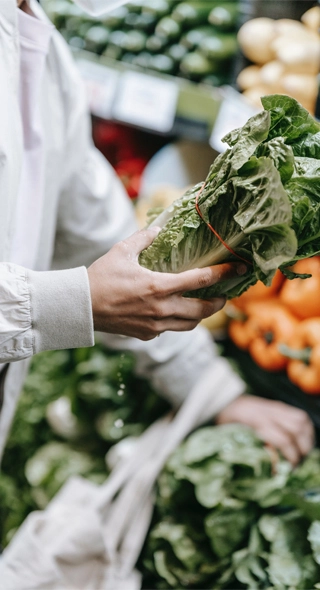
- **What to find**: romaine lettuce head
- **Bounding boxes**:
[139,95,320,299]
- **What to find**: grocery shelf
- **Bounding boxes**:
[73,48,224,142]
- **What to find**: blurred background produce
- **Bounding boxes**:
[38,0,320,200]
[140,424,320,589]
[236,5,320,113]
[38,0,320,203]
[42,0,240,85]
[0,345,169,548]
[227,257,320,395]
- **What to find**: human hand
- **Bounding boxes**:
[87,227,247,341]
[215,394,315,465]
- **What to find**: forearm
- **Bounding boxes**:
[98,325,246,413]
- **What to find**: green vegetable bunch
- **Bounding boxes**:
[141,424,320,589]
[42,0,239,85]
[0,346,168,547]
[139,95,320,299]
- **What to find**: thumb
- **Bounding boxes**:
[126,226,161,256]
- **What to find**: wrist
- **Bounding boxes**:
[215,393,250,425]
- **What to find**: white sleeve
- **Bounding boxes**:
[51,32,138,272]
[0,262,93,363]
[20,31,244,416]
[98,325,246,414]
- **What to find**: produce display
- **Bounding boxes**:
[228,257,320,396]
[42,0,240,84]
[141,424,320,589]
[139,94,320,299]
[3,346,320,590]
[236,7,320,114]
[4,5,320,580]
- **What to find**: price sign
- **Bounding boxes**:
[77,59,120,120]
[210,87,260,153]
[112,71,179,133]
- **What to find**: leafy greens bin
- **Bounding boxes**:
[141,425,320,589]
[2,346,320,589]
[140,94,320,299]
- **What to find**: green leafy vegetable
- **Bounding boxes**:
[141,425,320,589]
[0,346,168,547]
[139,95,320,298]
[3,348,320,589]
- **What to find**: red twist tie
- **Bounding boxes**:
[195,183,253,266]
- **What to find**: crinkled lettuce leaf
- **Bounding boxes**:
[261,94,320,142]
[139,95,320,299]
[292,132,320,159]
[142,425,320,589]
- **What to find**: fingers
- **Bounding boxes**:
[191,297,227,318]
[154,295,227,322]
[257,425,302,466]
[124,295,227,340]
[294,426,315,458]
[122,227,161,257]
[216,397,315,467]
[134,300,227,338]
[257,405,315,466]
[105,318,201,341]
[159,262,248,295]
[150,318,200,335]
[273,430,301,466]
[274,406,315,459]
[139,311,222,340]
[122,231,247,299]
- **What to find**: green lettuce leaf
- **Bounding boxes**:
[143,425,320,589]
[261,94,320,142]
[309,521,320,565]
[256,137,295,183]
[139,94,320,299]
[292,132,320,159]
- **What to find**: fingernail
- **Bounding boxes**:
[149,226,161,234]
[218,297,227,309]
[237,264,247,276]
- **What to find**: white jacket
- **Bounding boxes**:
[0,0,245,457]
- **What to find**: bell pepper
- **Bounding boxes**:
[228,315,255,350]
[228,304,258,350]
[232,269,284,311]
[279,318,320,394]
[245,302,298,371]
[228,299,297,369]
[280,257,320,319]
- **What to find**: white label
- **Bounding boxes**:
[210,87,260,153]
[113,71,179,133]
[77,59,120,119]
